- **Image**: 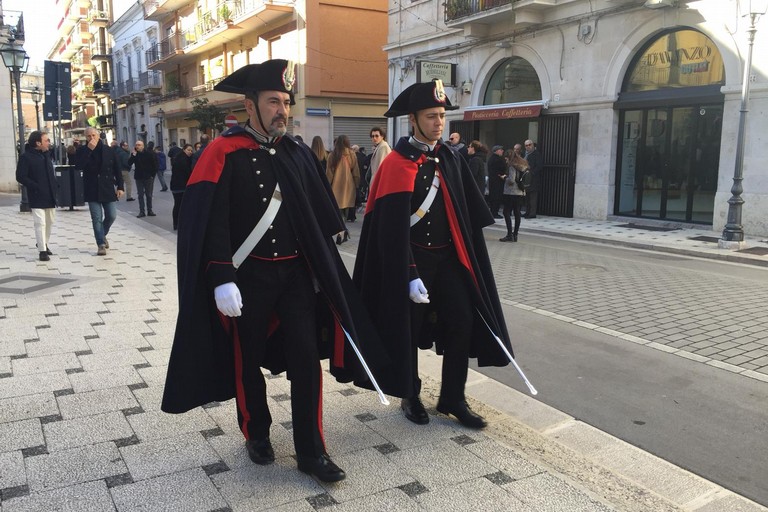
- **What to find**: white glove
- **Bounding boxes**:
[408,278,430,304]
[214,282,242,317]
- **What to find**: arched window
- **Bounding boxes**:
[624,29,724,92]
[483,57,541,105]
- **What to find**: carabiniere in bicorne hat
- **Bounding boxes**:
[214,59,296,134]
[384,79,458,142]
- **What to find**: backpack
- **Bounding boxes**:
[516,168,531,190]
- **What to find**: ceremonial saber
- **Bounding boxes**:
[341,326,390,405]
[476,309,538,396]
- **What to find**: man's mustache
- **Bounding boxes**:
[271,115,287,124]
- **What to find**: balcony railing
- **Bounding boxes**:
[93,80,111,94]
[148,88,188,105]
[115,80,128,98]
[92,44,112,58]
[140,70,162,89]
[444,0,513,23]
[189,77,225,96]
[125,78,141,95]
[146,36,180,66]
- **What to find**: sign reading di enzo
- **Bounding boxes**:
[463,105,542,121]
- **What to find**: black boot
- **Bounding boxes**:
[401,396,429,424]
[499,234,514,242]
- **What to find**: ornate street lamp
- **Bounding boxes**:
[0,39,31,212]
[31,85,42,131]
[720,0,768,247]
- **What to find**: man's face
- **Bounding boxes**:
[514,144,522,155]
[448,133,460,145]
[525,141,534,152]
[37,134,51,151]
[370,130,383,146]
[248,90,290,137]
[85,130,100,148]
[410,107,446,145]
[134,141,145,152]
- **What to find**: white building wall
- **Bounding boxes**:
[385,0,768,236]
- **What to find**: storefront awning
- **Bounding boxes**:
[462,101,545,121]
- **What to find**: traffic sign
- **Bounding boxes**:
[224,115,238,128]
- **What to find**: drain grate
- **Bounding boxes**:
[617,223,679,232]
[689,236,720,243]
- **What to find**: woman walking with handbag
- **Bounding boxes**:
[499,150,528,242]
[325,135,360,245]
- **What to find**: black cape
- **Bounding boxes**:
[353,137,513,399]
[162,128,391,413]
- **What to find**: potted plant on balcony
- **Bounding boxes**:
[218,4,233,24]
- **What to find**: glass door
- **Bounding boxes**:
[616,106,720,223]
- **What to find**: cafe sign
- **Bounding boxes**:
[417,61,457,87]
[463,104,542,121]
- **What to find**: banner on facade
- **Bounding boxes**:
[463,104,542,121]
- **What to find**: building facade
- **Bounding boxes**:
[48,0,116,145]
[110,1,161,147]
[386,0,768,236]
[135,0,390,151]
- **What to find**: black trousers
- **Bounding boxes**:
[172,192,184,230]
[410,246,473,405]
[232,258,325,457]
[502,195,524,235]
[526,190,539,217]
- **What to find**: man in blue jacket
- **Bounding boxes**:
[16,131,58,261]
[78,128,124,255]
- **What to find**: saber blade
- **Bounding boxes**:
[341,326,390,405]
[476,309,538,396]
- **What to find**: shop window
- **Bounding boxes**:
[483,57,541,105]
[625,29,725,92]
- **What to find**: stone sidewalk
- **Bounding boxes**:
[0,202,765,511]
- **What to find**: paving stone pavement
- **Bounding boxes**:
[0,202,766,512]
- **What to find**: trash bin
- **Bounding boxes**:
[55,165,84,209]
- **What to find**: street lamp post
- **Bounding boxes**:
[721,0,768,247]
[0,39,30,213]
[31,85,42,131]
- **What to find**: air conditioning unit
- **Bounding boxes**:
[644,0,676,8]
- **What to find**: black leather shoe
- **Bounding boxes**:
[39,251,50,262]
[436,401,487,429]
[513,233,518,242]
[401,397,429,425]
[499,235,514,242]
[246,438,275,465]
[147,211,157,217]
[137,212,146,218]
[297,453,346,482]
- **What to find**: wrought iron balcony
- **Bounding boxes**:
[444,0,514,23]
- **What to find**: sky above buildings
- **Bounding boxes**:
[3,0,135,71]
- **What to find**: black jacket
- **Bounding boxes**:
[128,150,157,179]
[525,149,543,192]
[162,128,389,413]
[169,151,192,192]
[468,152,487,195]
[353,137,513,399]
[16,149,57,209]
[487,153,507,201]
[77,142,124,203]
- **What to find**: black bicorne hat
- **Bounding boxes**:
[384,79,459,118]
[214,59,297,105]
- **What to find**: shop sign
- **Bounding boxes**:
[463,105,542,121]
[417,61,457,87]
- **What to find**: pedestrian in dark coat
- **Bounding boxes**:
[524,139,543,218]
[128,140,158,217]
[155,146,169,191]
[487,145,506,218]
[16,131,57,261]
[170,143,194,230]
[467,140,488,195]
[353,80,514,430]
[78,127,124,255]
[162,59,390,483]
